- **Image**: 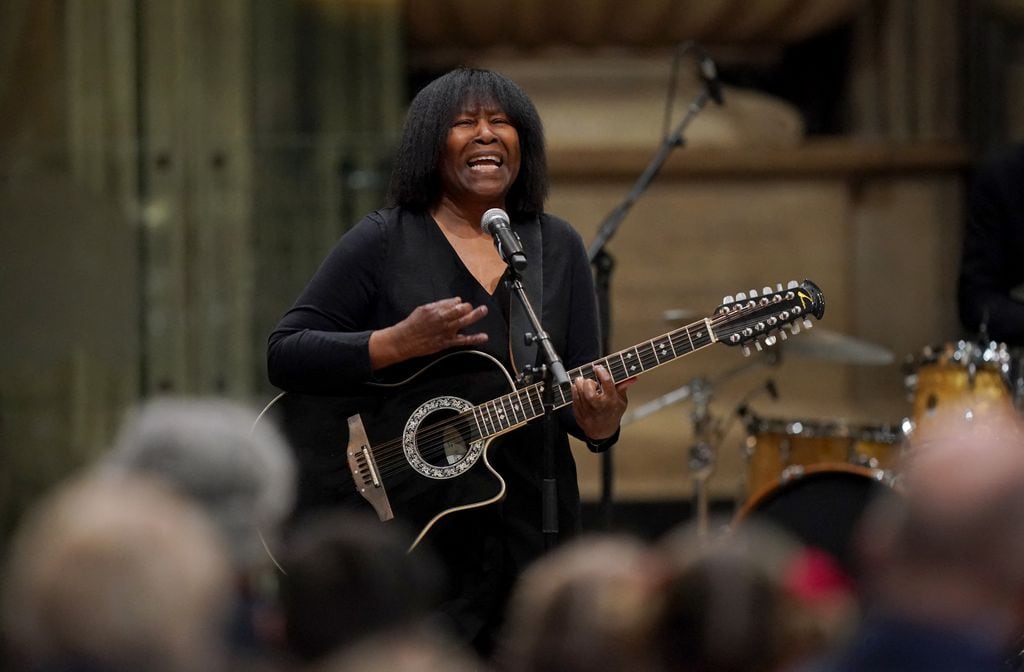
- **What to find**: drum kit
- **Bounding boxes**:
[624,310,1024,570]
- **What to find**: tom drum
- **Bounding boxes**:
[744,417,904,500]
[905,341,1015,447]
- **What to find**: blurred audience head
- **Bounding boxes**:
[277,510,445,664]
[1,473,234,672]
[309,626,484,672]
[779,544,860,659]
[653,517,857,672]
[496,533,661,672]
[103,396,295,574]
[857,407,1024,644]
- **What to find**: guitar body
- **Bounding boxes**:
[259,280,827,551]
[263,350,517,546]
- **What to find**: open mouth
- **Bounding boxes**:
[467,154,503,171]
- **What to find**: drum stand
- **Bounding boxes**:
[623,352,777,537]
[688,377,716,537]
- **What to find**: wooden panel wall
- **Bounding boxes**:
[547,156,964,503]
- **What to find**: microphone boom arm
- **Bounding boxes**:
[587,88,711,261]
[587,44,720,530]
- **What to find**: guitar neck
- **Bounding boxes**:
[469,318,718,439]
[558,317,719,405]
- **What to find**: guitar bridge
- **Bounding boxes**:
[346,414,394,521]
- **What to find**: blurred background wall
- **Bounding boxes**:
[3,0,1024,540]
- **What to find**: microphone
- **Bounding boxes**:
[698,52,724,106]
[481,208,527,272]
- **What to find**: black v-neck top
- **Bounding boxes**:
[269,207,602,388]
[267,206,612,649]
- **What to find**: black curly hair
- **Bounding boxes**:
[386,68,548,216]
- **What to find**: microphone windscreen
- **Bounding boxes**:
[481,208,510,234]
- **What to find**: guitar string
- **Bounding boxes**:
[372,390,547,476]
[367,298,801,477]
[372,345,679,475]
[369,332,697,476]
[370,304,778,477]
[368,303,783,477]
[371,354,689,476]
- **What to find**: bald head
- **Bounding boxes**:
[896,410,1024,569]
[858,408,1024,635]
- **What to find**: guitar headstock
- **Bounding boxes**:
[713,280,825,355]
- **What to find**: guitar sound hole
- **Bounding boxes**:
[418,409,472,468]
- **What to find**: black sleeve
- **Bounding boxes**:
[267,213,387,393]
[957,147,1024,343]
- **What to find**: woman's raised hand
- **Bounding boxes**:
[369,297,488,369]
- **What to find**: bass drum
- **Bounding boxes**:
[734,464,895,577]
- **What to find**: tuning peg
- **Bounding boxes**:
[803,318,814,329]
[790,322,801,334]
[762,286,773,296]
[754,340,764,352]
[749,288,759,298]
[765,334,777,346]
[722,295,734,304]
[778,330,788,340]
[776,283,784,292]
[736,292,747,301]
[786,280,798,289]
[742,345,752,357]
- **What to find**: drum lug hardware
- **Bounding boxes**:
[875,469,899,489]
[849,452,878,469]
[781,465,805,482]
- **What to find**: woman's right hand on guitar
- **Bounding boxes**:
[369,297,489,370]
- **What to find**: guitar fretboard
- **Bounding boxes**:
[467,319,718,440]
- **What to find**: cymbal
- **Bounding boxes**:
[781,327,895,366]
[663,308,893,365]
[662,308,696,323]
[621,383,694,426]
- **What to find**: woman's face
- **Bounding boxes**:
[438,100,521,210]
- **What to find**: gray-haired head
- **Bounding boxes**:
[104,396,296,572]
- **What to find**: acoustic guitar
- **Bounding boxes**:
[257,280,825,550]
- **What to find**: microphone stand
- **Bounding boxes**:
[587,74,717,530]
[507,267,571,551]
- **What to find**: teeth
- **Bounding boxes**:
[468,155,501,167]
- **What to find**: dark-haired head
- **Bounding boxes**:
[386,68,548,216]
